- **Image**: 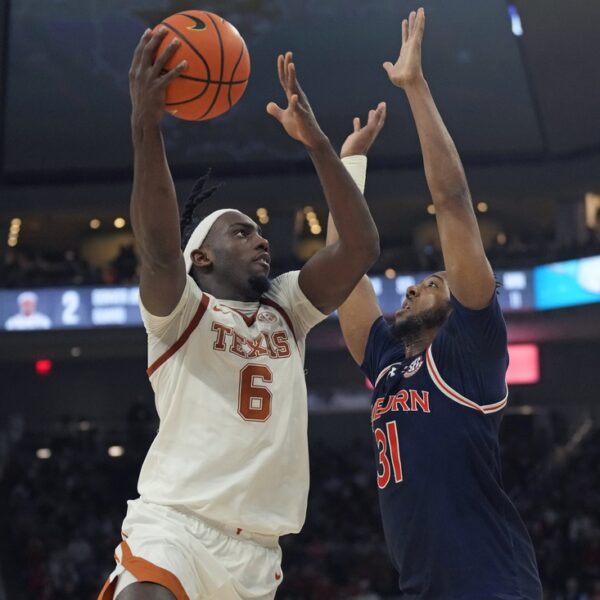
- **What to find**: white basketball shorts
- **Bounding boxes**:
[98,498,283,600]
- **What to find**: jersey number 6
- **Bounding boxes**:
[374,421,403,488]
[238,364,273,421]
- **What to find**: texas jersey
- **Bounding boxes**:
[137,270,326,537]
[361,294,542,599]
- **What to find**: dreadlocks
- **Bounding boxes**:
[180,169,223,250]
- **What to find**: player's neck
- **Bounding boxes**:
[196,276,261,303]
[402,328,438,358]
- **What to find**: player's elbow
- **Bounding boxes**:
[339,239,379,275]
[431,189,472,212]
[357,229,381,270]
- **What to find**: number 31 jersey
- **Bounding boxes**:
[137,271,326,537]
[361,294,542,599]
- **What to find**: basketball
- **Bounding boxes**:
[153,10,250,121]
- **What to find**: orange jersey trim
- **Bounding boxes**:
[97,541,189,600]
[425,346,508,414]
[147,293,210,377]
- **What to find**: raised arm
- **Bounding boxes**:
[267,52,381,314]
[129,27,189,316]
[384,8,495,309]
[325,111,386,365]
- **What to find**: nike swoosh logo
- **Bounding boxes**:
[181,13,207,31]
[275,573,282,581]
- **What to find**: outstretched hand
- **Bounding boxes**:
[267,52,328,150]
[340,102,387,158]
[129,27,188,124]
[383,7,426,89]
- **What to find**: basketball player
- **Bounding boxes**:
[98,27,385,600]
[327,9,543,599]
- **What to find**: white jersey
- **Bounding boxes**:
[137,271,326,537]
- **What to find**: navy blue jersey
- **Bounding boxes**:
[361,294,542,599]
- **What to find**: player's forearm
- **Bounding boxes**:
[309,142,379,266]
[325,161,381,364]
[404,78,471,208]
[130,120,182,266]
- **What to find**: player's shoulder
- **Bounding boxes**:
[264,271,299,299]
[263,270,327,340]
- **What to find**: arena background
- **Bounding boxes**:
[1,0,600,598]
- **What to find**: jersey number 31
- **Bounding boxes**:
[374,421,403,488]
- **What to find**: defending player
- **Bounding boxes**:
[98,27,383,600]
[327,9,543,599]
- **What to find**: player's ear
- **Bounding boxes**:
[192,248,212,269]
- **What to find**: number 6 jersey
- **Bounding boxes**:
[137,270,327,537]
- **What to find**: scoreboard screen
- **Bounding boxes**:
[1,255,598,332]
[0,269,534,332]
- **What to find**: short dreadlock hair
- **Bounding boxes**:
[180,169,223,250]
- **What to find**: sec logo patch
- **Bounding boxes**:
[403,356,423,378]
[258,311,277,323]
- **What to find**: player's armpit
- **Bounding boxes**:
[337,276,382,365]
[138,253,187,317]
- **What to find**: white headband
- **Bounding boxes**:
[183,208,237,273]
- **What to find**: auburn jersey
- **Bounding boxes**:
[361,294,542,600]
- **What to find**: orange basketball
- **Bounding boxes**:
[153,10,251,121]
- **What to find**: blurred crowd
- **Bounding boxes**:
[0,246,138,289]
[1,410,599,599]
[2,230,600,289]
[381,230,600,274]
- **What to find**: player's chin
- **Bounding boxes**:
[248,272,271,295]
[250,260,270,276]
[394,308,409,323]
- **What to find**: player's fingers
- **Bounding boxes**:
[287,62,299,91]
[153,38,180,75]
[266,101,285,121]
[284,51,293,73]
[382,61,394,77]
[288,63,308,104]
[285,52,298,91]
[277,54,286,90]
[416,7,425,39]
[158,60,188,85]
[353,117,361,133]
[142,26,169,68]
[401,19,408,45]
[130,29,152,72]
[376,102,387,129]
[408,11,416,37]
